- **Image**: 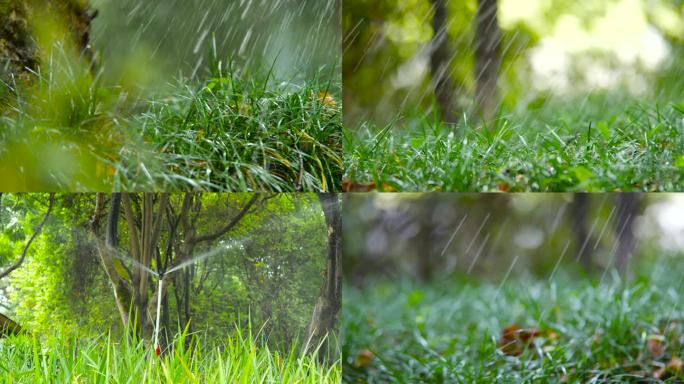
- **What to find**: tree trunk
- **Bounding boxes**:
[0,0,98,81]
[157,275,170,351]
[93,193,133,327]
[429,0,459,124]
[570,193,592,273]
[416,196,439,281]
[474,0,501,121]
[0,312,22,337]
[92,193,258,346]
[92,193,168,338]
[183,268,192,331]
[0,2,39,80]
[307,193,342,364]
[615,194,640,276]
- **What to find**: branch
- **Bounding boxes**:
[121,193,141,262]
[190,194,260,245]
[90,193,105,231]
[167,194,260,276]
[148,193,168,259]
[0,193,56,279]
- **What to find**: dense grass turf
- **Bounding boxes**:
[344,95,684,192]
[343,259,684,383]
[0,53,341,191]
[0,328,340,383]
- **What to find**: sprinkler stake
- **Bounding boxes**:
[154,277,163,356]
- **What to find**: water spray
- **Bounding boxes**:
[109,241,244,357]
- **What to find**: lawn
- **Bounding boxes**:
[342,258,684,382]
[0,53,341,192]
[0,327,340,383]
[343,94,684,192]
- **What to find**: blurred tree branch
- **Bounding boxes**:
[0,193,55,280]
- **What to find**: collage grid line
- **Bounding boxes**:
[1,0,684,382]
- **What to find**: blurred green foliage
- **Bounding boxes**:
[0,1,154,190]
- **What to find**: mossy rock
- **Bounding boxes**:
[0,0,36,80]
[0,0,96,82]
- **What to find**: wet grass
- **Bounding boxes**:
[0,327,340,383]
[344,95,684,192]
[134,67,341,192]
[0,55,341,191]
[342,259,684,383]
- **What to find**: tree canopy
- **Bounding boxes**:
[0,193,336,356]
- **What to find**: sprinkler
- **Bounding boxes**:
[109,241,243,357]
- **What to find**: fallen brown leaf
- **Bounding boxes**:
[341,180,397,192]
[498,324,541,356]
[353,349,374,368]
[653,356,682,379]
[341,179,376,192]
[668,356,683,372]
[316,91,336,107]
[647,335,665,358]
[497,182,510,192]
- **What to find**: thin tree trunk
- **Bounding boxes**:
[307,193,342,364]
[161,277,170,350]
[474,0,501,120]
[615,194,640,276]
[183,269,192,331]
[416,197,439,281]
[429,0,458,124]
[92,193,257,345]
[570,193,592,273]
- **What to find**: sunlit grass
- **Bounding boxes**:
[342,258,684,383]
[344,95,684,192]
[0,326,340,383]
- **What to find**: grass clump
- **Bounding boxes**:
[344,95,684,192]
[0,327,340,383]
[139,64,341,192]
[343,259,684,383]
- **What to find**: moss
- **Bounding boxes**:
[0,0,36,80]
[0,0,95,82]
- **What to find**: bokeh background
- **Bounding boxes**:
[343,193,684,283]
[91,0,341,88]
[344,0,684,126]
